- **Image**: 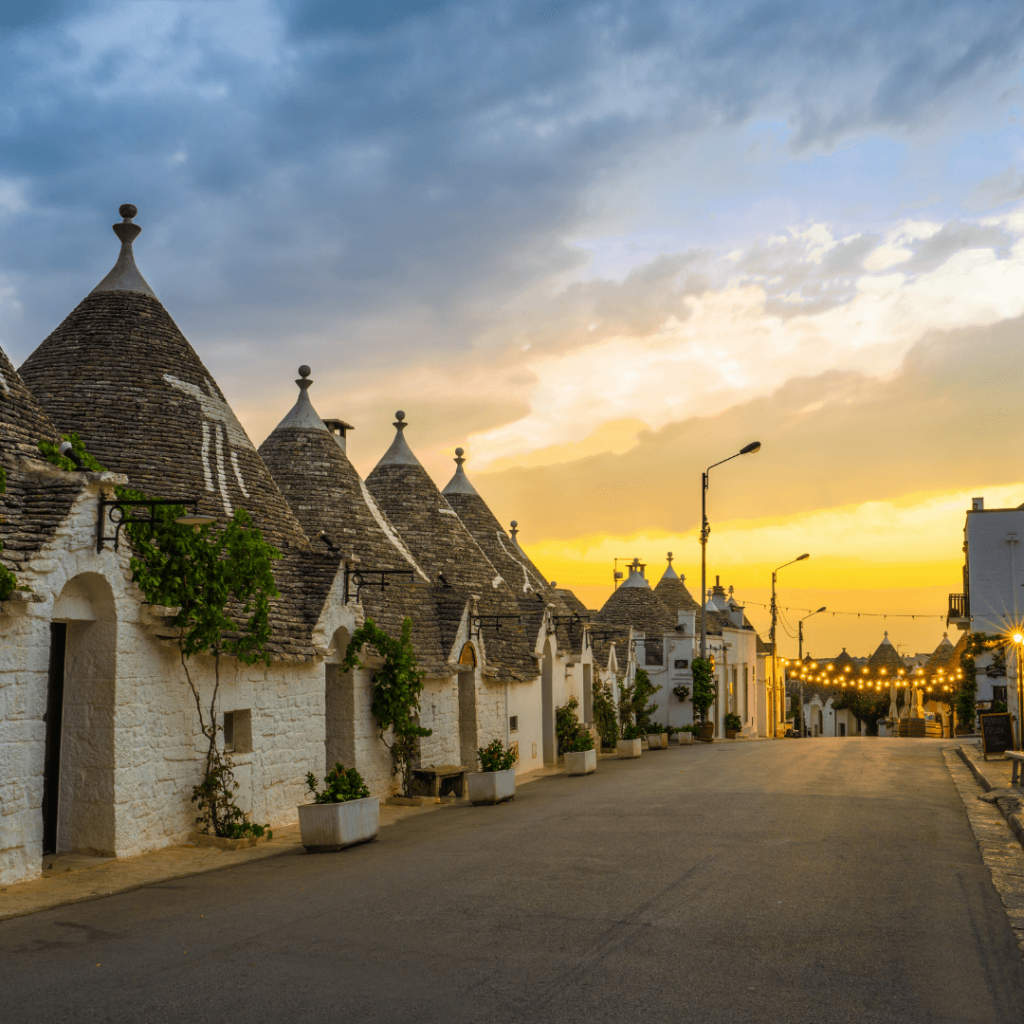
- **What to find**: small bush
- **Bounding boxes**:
[306,763,370,804]
[725,713,743,732]
[564,730,594,752]
[556,695,583,754]
[478,738,517,772]
[592,679,619,747]
[622,723,643,740]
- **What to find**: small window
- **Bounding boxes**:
[223,709,252,754]
[509,716,519,732]
[993,685,1008,702]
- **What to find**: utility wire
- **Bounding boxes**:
[741,599,944,621]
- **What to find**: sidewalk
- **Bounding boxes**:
[955,741,1024,850]
[0,761,574,923]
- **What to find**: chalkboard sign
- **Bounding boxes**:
[980,713,1015,759]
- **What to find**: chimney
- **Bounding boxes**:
[972,497,984,512]
[323,418,354,453]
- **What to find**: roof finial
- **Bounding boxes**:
[510,520,519,543]
[394,410,407,432]
[91,202,156,298]
[296,365,312,392]
[667,551,673,565]
[441,443,480,496]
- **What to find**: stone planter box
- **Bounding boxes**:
[189,830,269,851]
[698,722,715,743]
[677,733,694,745]
[646,733,668,750]
[298,795,379,852]
[617,738,643,759]
[468,768,516,805]
[565,749,597,775]
[725,729,738,739]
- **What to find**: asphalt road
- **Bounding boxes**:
[3,739,1023,1024]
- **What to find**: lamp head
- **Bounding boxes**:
[797,553,809,561]
[816,605,826,613]
[1014,632,1024,644]
[739,441,761,455]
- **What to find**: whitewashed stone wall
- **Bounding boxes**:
[0,480,327,885]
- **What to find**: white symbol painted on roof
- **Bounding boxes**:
[164,374,252,516]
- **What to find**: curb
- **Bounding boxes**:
[955,743,1024,850]
[956,743,992,791]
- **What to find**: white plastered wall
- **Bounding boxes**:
[0,479,327,885]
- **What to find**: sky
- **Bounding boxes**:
[3,0,1024,658]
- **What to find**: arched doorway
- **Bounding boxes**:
[457,643,478,768]
[325,627,354,773]
[541,640,555,765]
[582,663,593,724]
[46,573,117,856]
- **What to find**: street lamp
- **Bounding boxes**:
[699,440,761,661]
[770,554,809,737]
[1013,630,1024,749]
[796,605,826,737]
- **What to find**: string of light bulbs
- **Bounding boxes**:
[741,599,944,621]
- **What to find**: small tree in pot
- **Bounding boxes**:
[692,657,716,741]
[469,739,517,804]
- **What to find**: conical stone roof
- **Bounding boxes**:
[441,450,581,652]
[598,565,677,664]
[924,633,957,674]
[258,369,446,673]
[0,344,82,573]
[866,632,905,676]
[366,414,534,680]
[654,553,700,614]
[18,205,324,657]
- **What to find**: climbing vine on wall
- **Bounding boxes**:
[120,489,280,838]
[342,617,431,796]
[35,432,280,836]
[957,633,1000,730]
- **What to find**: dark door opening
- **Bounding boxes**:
[42,623,67,856]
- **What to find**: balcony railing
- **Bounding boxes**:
[947,593,969,623]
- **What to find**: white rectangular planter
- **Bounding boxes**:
[565,749,597,776]
[677,733,694,745]
[468,768,516,805]
[617,738,642,759]
[298,795,379,852]
[646,733,668,750]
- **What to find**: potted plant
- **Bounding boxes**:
[617,723,643,758]
[676,723,698,745]
[645,721,669,750]
[468,739,517,805]
[564,730,597,776]
[299,763,378,852]
[692,657,716,742]
[724,712,743,739]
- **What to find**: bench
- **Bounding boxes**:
[1007,751,1024,787]
[410,764,470,799]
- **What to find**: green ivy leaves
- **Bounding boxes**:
[342,617,431,794]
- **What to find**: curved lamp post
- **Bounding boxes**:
[1014,631,1024,749]
[769,554,809,736]
[796,605,826,736]
[699,441,761,661]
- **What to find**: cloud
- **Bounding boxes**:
[3,0,1024,377]
[459,208,1024,465]
[468,311,1024,544]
